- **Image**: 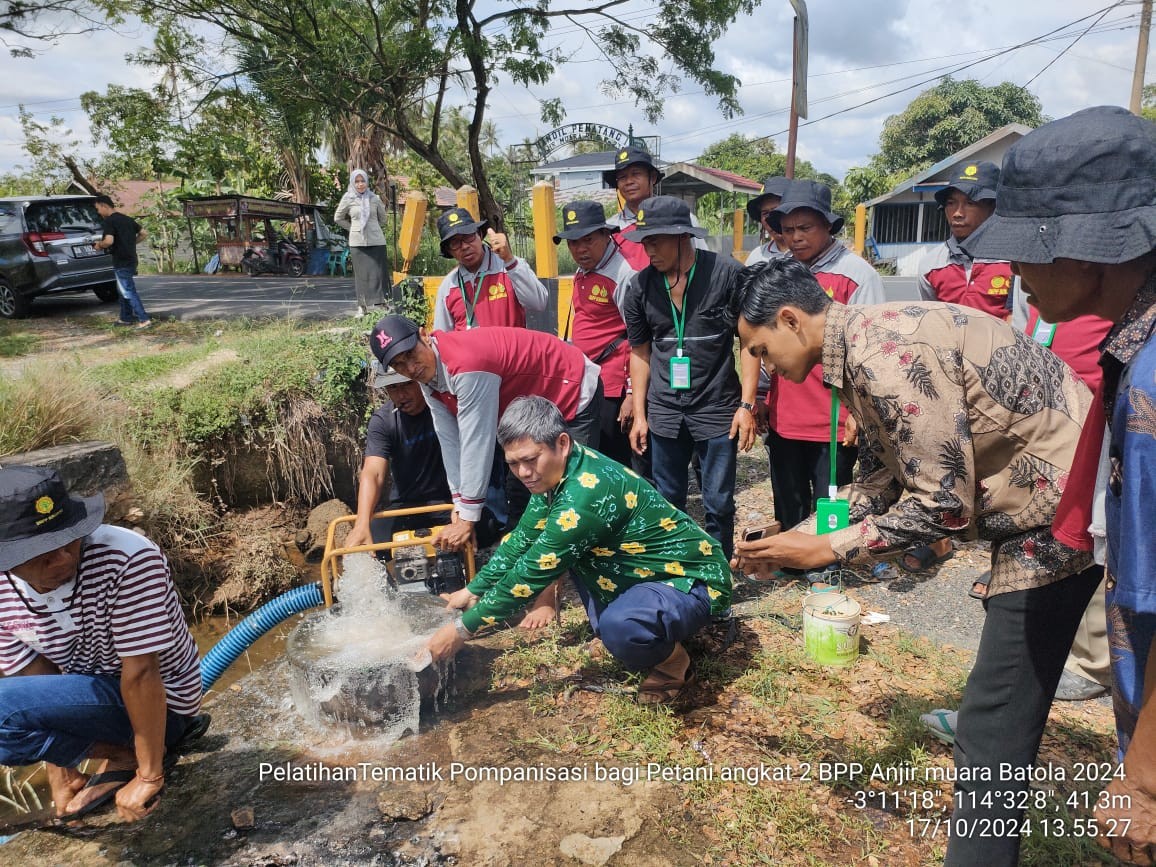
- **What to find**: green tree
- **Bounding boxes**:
[145,0,764,226]
[1143,84,1156,123]
[872,78,1044,175]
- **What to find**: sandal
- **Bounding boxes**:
[899,543,954,574]
[638,643,692,705]
[57,768,136,821]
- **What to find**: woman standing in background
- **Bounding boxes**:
[335,168,390,315]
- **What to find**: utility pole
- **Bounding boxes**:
[1131,0,1153,115]
[786,0,809,179]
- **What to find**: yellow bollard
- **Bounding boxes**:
[854,203,867,258]
[556,275,574,338]
[397,191,427,275]
[732,208,745,262]
[532,181,559,279]
[456,186,480,221]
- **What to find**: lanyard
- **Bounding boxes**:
[456,252,489,328]
[828,390,840,500]
[663,255,698,358]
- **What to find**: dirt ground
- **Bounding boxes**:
[0,316,1122,866]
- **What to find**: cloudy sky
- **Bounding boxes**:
[0,0,1147,180]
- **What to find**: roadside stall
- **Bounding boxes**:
[182,196,338,275]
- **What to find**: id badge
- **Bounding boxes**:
[815,497,850,535]
[1031,319,1056,347]
[670,355,691,390]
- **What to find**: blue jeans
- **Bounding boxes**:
[649,424,738,559]
[114,266,149,323]
[574,579,713,670]
[0,673,195,768]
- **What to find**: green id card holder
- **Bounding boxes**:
[1031,319,1057,347]
[670,354,691,390]
[816,497,850,534]
[817,390,849,535]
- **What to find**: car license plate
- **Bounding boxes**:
[72,244,99,257]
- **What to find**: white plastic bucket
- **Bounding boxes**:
[802,592,861,666]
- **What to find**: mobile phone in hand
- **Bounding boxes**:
[742,521,781,543]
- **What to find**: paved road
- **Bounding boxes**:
[23,273,923,324]
[26,274,368,322]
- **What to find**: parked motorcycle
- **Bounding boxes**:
[241,235,306,277]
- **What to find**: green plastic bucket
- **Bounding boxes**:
[803,592,861,666]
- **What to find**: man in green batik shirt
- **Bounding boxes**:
[427,396,731,704]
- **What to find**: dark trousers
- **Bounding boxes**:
[597,390,634,467]
[945,564,1101,866]
[573,579,713,670]
[505,382,604,530]
[649,423,738,560]
[765,429,856,529]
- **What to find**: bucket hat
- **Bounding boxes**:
[630,196,708,240]
[601,146,665,189]
[768,180,844,235]
[437,207,488,258]
[0,466,105,571]
[964,106,1156,265]
[370,358,411,388]
[746,176,792,224]
[933,160,999,207]
[369,315,421,369]
[554,200,616,243]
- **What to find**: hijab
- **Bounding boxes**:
[348,168,372,235]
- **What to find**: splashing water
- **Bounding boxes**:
[286,554,455,744]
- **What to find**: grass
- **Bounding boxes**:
[0,330,37,357]
[0,360,104,457]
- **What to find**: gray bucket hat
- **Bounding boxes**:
[746,176,792,224]
[630,196,707,240]
[768,179,844,235]
[0,466,105,571]
[601,146,665,189]
[933,160,1000,207]
[963,106,1156,265]
[554,200,616,243]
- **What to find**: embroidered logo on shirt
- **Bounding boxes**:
[989,275,1009,295]
[588,285,610,304]
[487,283,508,301]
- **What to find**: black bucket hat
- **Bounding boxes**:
[769,179,844,235]
[933,160,1000,207]
[601,146,665,189]
[554,200,616,243]
[630,196,708,240]
[746,176,792,224]
[369,315,421,368]
[0,466,105,571]
[437,207,488,258]
[964,106,1156,265]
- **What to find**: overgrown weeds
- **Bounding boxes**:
[0,360,104,456]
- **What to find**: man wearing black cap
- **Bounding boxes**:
[622,195,760,560]
[744,176,791,265]
[431,207,548,331]
[964,105,1156,867]
[603,146,706,271]
[369,315,603,557]
[917,161,1013,322]
[762,179,884,537]
[556,199,638,466]
[0,466,204,823]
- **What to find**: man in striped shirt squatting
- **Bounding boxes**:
[432,207,548,332]
[0,466,203,822]
[556,199,638,467]
[427,396,732,705]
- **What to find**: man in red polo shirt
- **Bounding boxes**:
[603,147,706,271]
[556,200,638,466]
[917,160,1013,320]
[432,207,548,331]
[370,315,603,555]
[763,180,885,539]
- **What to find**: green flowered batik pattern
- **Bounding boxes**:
[461,445,732,632]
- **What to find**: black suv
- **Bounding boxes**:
[0,195,119,318]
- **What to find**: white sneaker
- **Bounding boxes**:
[920,708,957,745]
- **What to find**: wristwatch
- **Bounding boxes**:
[739,401,756,413]
[453,615,474,641]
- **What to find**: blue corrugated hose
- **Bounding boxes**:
[200,582,324,692]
